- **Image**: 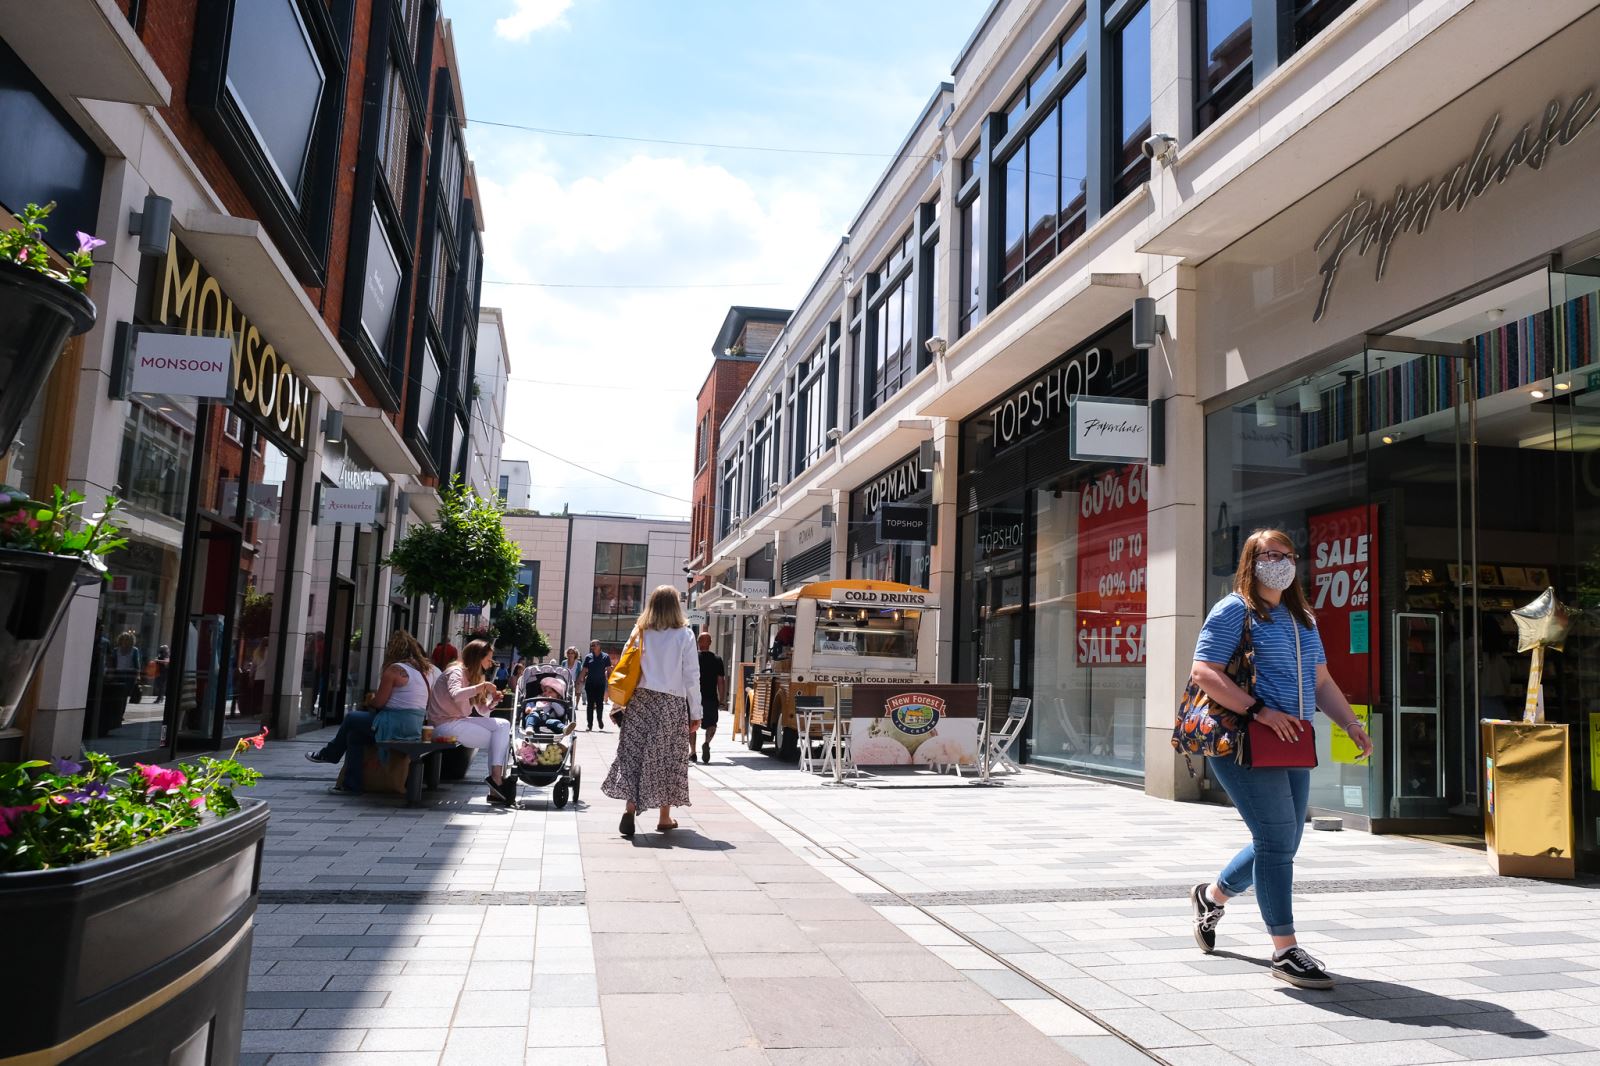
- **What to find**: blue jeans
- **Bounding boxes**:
[1207,757,1310,936]
[317,709,375,793]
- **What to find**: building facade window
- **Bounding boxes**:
[414,342,442,444]
[593,543,647,648]
[1196,0,1253,130]
[749,408,775,510]
[1112,1,1153,205]
[695,413,710,471]
[1293,0,1359,52]
[792,342,829,475]
[868,230,916,412]
[376,59,411,203]
[719,451,740,538]
[360,207,403,357]
[848,296,865,427]
[226,0,325,205]
[957,151,983,337]
[994,14,1089,303]
[919,199,941,358]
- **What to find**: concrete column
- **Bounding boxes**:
[271,416,326,741]
[931,418,960,683]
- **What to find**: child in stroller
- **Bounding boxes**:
[521,666,573,733]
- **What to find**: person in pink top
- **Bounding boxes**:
[430,639,515,806]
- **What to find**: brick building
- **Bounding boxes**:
[687,306,789,600]
[0,0,497,761]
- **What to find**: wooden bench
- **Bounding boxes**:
[380,740,463,807]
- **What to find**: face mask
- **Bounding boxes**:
[1254,557,1297,591]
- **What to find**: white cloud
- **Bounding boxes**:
[472,137,860,517]
[495,0,575,41]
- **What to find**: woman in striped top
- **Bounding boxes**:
[1187,528,1372,989]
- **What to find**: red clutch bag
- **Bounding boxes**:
[1242,719,1317,768]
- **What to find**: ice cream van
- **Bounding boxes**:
[742,579,937,761]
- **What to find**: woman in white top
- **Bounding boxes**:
[305,630,436,796]
[602,585,700,837]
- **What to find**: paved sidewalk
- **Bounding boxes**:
[233,725,1600,1066]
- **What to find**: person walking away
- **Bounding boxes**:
[603,585,700,837]
[431,640,515,805]
[577,639,612,732]
[306,629,436,795]
[562,646,582,703]
[109,630,144,704]
[152,644,171,701]
[1187,528,1372,988]
[693,633,726,764]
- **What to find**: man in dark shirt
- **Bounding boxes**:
[577,639,612,731]
[694,632,727,764]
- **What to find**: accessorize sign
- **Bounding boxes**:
[154,240,313,448]
[129,332,233,398]
[320,487,381,525]
[850,684,979,767]
[1314,90,1600,322]
[1070,396,1149,463]
[1307,505,1379,706]
[1075,465,1147,666]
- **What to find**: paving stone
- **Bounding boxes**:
[731,976,910,1049]
[858,980,1008,1018]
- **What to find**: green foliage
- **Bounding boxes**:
[386,478,520,610]
[497,598,550,660]
[0,202,101,290]
[0,731,266,872]
[0,485,125,575]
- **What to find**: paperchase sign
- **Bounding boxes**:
[1071,397,1149,463]
[130,332,233,398]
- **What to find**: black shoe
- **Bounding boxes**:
[305,750,334,764]
[1272,946,1334,989]
[327,784,357,796]
[701,742,710,763]
[619,810,635,838]
[485,776,517,807]
[1190,883,1224,954]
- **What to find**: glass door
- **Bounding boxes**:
[177,521,243,749]
[963,497,1027,739]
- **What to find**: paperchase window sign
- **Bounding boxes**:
[129,332,233,399]
[153,240,314,447]
[319,486,380,526]
[1314,88,1600,322]
[1071,396,1150,463]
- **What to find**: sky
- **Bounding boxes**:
[447,0,992,518]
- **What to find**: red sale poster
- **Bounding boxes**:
[1307,505,1379,703]
[1075,465,1147,665]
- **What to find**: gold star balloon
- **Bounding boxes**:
[1511,587,1574,653]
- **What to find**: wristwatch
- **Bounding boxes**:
[1243,698,1265,719]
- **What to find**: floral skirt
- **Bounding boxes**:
[601,686,691,810]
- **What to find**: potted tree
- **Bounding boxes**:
[497,598,551,664]
[388,477,521,621]
[0,733,270,1064]
[0,202,99,456]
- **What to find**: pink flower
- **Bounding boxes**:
[189,797,204,808]
[0,803,38,837]
[248,728,268,750]
[16,247,28,263]
[135,763,188,795]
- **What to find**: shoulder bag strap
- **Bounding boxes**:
[1294,614,1303,720]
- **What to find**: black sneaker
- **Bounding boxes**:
[1190,884,1224,954]
[701,742,711,764]
[1272,946,1334,989]
[304,750,334,764]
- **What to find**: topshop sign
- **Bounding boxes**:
[1314,88,1600,322]
[989,345,1105,448]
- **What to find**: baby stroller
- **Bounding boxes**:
[510,665,581,808]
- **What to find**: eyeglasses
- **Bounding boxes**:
[1255,550,1297,564]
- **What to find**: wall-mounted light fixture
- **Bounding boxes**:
[322,409,344,444]
[1298,379,1322,413]
[128,192,173,257]
[1255,397,1278,428]
[1132,297,1166,350]
[917,439,936,473]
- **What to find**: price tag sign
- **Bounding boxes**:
[1308,505,1379,703]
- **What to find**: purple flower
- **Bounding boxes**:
[75,232,105,255]
[51,757,83,775]
[67,782,110,803]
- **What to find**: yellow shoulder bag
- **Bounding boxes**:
[607,626,642,708]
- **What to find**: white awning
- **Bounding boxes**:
[0,0,170,108]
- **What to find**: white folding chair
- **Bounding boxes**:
[985,697,1031,774]
[794,696,828,773]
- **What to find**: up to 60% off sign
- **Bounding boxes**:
[1077,467,1148,665]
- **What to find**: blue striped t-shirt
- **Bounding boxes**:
[1194,593,1325,721]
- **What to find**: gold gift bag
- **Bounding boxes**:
[1481,720,1575,879]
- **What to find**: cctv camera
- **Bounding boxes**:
[1141,133,1178,166]
[826,428,843,443]
[925,336,947,357]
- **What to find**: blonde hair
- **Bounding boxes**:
[637,584,686,631]
[1233,528,1316,630]
[384,629,430,675]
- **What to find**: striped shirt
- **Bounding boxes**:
[1194,593,1324,721]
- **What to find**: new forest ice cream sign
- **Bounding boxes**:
[850,684,979,768]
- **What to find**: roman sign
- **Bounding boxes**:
[1070,397,1149,463]
[1314,89,1600,322]
[129,332,233,398]
[859,456,922,515]
[320,486,380,525]
[155,240,313,448]
[878,505,931,544]
[739,579,772,598]
[989,344,1104,448]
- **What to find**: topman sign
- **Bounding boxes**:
[860,457,922,514]
[1314,89,1600,322]
[155,241,314,447]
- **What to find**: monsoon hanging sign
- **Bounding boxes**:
[850,684,979,768]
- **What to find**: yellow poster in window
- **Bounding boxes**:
[1590,713,1600,787]
[1331,704,1370,765]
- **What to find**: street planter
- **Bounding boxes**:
[0,254,96,458]
[0,547,99,731]
[0,798,269,1065]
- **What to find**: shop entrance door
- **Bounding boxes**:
[177,520,243,750]
[322,578,356,725]
[1359,337,1477,821]
[968,499,1028,741]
